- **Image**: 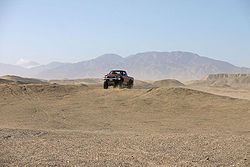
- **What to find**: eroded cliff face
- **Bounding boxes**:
[204,74,250,81]
[189,74,250,89]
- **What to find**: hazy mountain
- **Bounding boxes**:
[29,62,69,76]
[0,62,67,78]
[1,51,250,80]
[123,51,249,80]
[36,54,125,79]
[16,58,40,68]
[34,51,250,80]
[0,63,28,76]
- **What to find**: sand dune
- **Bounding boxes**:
[0,82,249,166]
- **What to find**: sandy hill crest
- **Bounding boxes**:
[153,79,185,87]
[133,80,154,89]
[145,87,224,98]
[0,84,88,96]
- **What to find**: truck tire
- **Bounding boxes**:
[113,81,119,88]
[118,78,124,89]
[103,81,108,89]
[127,80,133,89]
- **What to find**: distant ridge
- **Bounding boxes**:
[0,78,14,84]
[0,75,46,84]
[1,51,250,80]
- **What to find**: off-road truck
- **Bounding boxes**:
[103,70,134,89]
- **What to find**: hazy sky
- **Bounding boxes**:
[0,0,250,67]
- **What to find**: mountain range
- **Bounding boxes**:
[1,51,250,80]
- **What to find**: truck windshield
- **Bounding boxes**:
[110,71,126,75]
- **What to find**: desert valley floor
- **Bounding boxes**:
[0,81,249,166]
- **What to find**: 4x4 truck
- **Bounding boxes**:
[103,70,134,89]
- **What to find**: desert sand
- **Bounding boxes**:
[0,78,249,166]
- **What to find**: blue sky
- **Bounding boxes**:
[0,0,250,67]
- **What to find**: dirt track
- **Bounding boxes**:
[0,84,249,166]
